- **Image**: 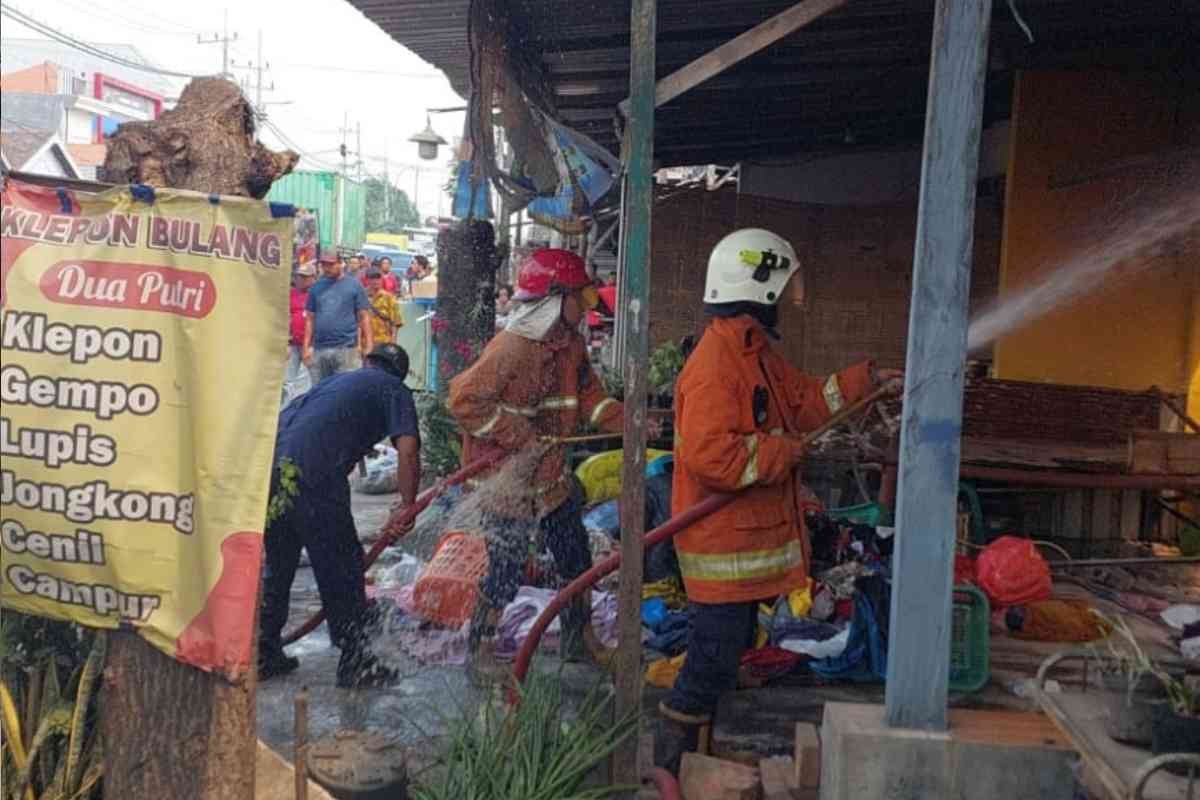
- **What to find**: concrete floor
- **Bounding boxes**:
[254,488,617,786]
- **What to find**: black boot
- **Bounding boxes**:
[258,646,300,681]
[654,701,710,776]
[336,647,399,688]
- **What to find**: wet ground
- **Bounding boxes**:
[254,489,625,785]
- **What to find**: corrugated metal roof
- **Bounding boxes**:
[351,0,1197,166]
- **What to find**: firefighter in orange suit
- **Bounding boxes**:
[449,248,624,679]
[656,228,900,773]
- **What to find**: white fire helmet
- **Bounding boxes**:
[703,228,801,306]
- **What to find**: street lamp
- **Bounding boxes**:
[408,115,447,161]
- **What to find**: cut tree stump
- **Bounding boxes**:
[101,77,298,198]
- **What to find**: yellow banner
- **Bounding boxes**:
[1,179,291,680]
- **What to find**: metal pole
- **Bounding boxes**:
[613,0,655,788]
[884,0,993,732]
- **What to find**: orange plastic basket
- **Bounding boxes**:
[412,531,490,628]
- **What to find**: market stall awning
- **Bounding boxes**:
[348,0,1194,167]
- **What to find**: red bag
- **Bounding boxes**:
[953,555,976,586]
[976,535,1052,607]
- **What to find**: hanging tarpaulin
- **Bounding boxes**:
[526,113,620,234]
[452,159,493,220]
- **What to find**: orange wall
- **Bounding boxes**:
[0,62,58,94]
[995,71,1199,394]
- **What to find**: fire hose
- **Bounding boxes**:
[510,382,900,691]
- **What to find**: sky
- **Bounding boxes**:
[1,0,466,219]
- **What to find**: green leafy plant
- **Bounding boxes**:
[265,458,302,528]
[417,391,463,477]
[412,673,638,800]
[599,367,624,401]
[647,341,685,397]
[1090,610,1197,715]
[1,617,105,800]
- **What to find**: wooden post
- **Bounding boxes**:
[884,0,993,731]
[613,0,655,788]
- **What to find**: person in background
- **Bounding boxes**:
[494,283,513,331]
[495,283,513,315]
[605,272,617,287]
[259,344,420,687]
[304,250,373,381]
[347,253,365,279]
[654,228,901,774]
[378,256,400,295]
[283,262,317,404]
[365,268,405,345]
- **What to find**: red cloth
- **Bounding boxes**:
[288,287,308,345]
[597,285,617,313]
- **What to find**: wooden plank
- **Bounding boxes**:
[1062,491,1085,540]
[1092,490,1115,542]
[1037,691,1196,800]
[884,0,994,731]
[1120,490,1143,541]
[612,0,656,788]
[1130,430,1200,475]
[618,0,848,114]
[962,436,1126,471]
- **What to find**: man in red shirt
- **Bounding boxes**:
[283,262,317,403]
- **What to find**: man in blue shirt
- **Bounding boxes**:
[259,343,421,688]
[303,250,373,382]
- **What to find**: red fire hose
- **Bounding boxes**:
[510,492,735,688]
[280,450,506,646]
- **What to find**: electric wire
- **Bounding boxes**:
[0,3,202,79]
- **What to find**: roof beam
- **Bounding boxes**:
[618,0,848,114]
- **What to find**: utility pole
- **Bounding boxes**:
[356,122,363,181]
[340,112,350,177]
[197,10,237,79]
[231,30,275,130]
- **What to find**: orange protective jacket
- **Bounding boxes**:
[449,327,623,516]
[672,315,874,604]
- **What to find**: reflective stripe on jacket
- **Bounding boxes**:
[449,327,623,516]
[672,315,873,604]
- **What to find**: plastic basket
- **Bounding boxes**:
[949,584,990,693]
[412,531,489,629]
[827,502,885,527]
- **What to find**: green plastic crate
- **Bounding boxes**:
[949,584,990,693]
[827,502,885,527]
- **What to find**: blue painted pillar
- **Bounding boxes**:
[613,0,656,786]
[884,0,994,731]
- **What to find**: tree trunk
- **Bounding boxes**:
[101,77,297,199]
[435,219,500,386]
[102,633,257,798]
[96,75,287,800]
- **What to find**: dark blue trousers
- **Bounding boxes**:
[666,601,758,716]
[259,478,370,655]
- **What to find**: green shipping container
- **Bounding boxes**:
[267,170,366,252]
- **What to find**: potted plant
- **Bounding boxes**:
[647,340,686,409]
[1089,612,1167,746]
[1150,664,1200,772]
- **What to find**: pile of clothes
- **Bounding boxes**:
[634,504,899,690]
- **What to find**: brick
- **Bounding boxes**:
[679,752,762,800]
[794,723,820,790]
[758,756,798,800]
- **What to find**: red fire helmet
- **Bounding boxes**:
[513,248,592,301]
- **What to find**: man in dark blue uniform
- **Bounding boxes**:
[259,342,421,687]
